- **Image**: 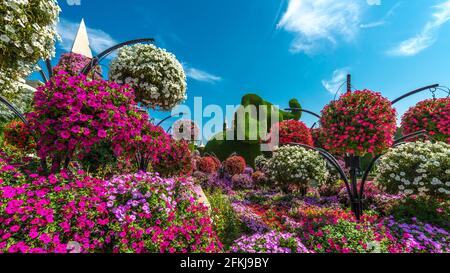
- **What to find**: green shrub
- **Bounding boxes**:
[205,190,245,250]
[386,196,450,231]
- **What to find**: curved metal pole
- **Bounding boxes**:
[156,112,185,127]
[45,59,53,79]
[37,66,48,83]
[391,84,439,105]
[289,142,353,201]
[81,38,155,76]
[285,108,321,120]
[0,95,29,125]
[359,130,429,197]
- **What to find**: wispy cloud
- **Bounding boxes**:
[366,0,381,6]
[57,18,118,56]
[277,0,361,55]
[388,1,450,56]
[360,2,401,29]
[322,67,350,94]
[184,65,222,84]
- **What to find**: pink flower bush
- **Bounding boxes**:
[0,170,112,253]
[152,139,193,177]
[123,121,172,171]
[320,90,397,156]
[28,72,144,171]
[105,172,222,253]
[401,98,450,143]
[196,156,220,174]
[3,120,35,153]
[53,52,102,80]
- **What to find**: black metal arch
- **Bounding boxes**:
[0,95,29,125]
[391,84,439,104]
[81,38,155,76]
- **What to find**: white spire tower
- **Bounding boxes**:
[71,19,93,58]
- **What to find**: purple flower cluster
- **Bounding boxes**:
[231,201,269,233]
[385,217,450,253]
[230,231,310,253]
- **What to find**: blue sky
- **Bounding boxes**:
[31,0,450,141]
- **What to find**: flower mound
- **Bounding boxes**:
[53,52,102,80]
[28,72,144,169]
[270,120,313,146]
[0,171,112,253]
[108,44,187,110]
[223,156,246,176]
[152,139,193,177]
[106,172,222,253]
[376,141,450,198]
[401,98,450,143]
[321,90,397,155]
[267,145,328,193]
[231,231,309,253]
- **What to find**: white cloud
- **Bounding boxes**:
[277,0,361,55]
[388,1,450,56]
[57,18,118,56]
[184,66,222,83]
[66,0,81,6]
[322,68,350,94]
[367,0,381,6]
[360,2,401,29]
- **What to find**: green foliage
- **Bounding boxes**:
[387,196,450,231]
[204,93,302,166]
[205,190,245,250]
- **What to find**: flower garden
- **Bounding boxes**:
[0,1,449,254]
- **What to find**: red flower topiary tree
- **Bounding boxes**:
[401,98,450,143]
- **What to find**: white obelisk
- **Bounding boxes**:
[70,19,93,58]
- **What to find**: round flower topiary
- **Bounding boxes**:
[401,98,450,143]
[376,141,450,198]
[223,155,246,176]
[267,145,328,194]
[196,156,219,174]
[53,52,102,80]
[108,43,187,110]
[231,231,309,253]
[172,119,200,142]
[320,90,397,156]
[269,119,314,146]
[0,0,60,76]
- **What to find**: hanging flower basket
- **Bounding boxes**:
[108,44,187,110]
[320,90,397,156]
[0,0,60,76]
[401,97,450,143]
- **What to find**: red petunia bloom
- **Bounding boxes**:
[401,97,450,143]
[320,90,397,156]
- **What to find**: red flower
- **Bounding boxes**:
[401,98,450,143]
[269,120,314,146]
[320,90,397,156]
